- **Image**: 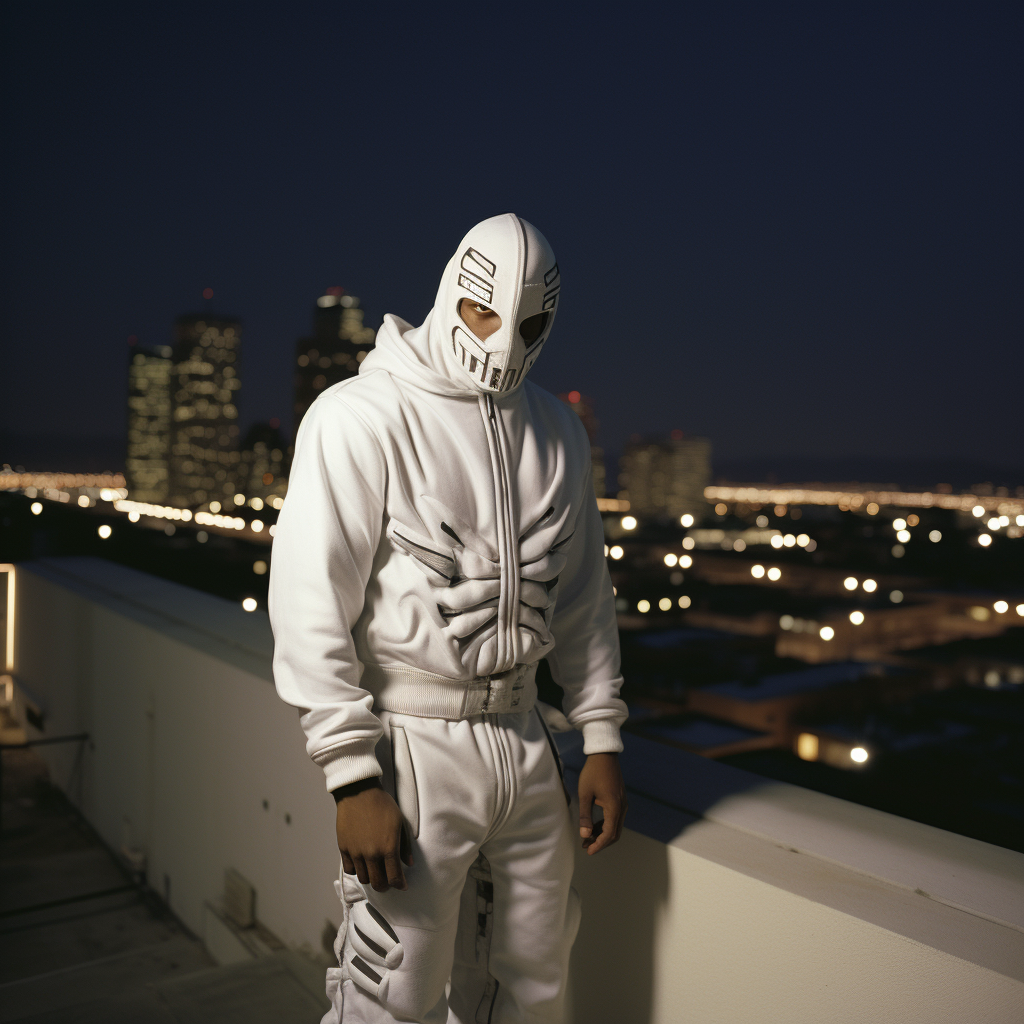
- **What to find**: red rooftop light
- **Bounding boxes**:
[568,391,581,404]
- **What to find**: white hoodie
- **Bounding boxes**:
[269,215,627,791]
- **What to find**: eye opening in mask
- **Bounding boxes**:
[518,312,550,346]
[458,298,502,340]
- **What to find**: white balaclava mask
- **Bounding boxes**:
[432,213,560,394]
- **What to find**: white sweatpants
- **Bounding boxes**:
[323,707,580,1023]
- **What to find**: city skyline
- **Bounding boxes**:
[3,5,1021,477]
[2,7,1021,1016]
[5,278,1021,492]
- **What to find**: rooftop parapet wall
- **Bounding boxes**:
[9,557,1024,1023]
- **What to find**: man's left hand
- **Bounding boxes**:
[577,752,627,855]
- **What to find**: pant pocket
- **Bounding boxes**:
[390,723,420,839]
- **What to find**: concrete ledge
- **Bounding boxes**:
[13,556,1024,1023]
[557,728,1024,933]
[22,557,274,682]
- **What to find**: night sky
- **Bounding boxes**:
[3,3,1021,480]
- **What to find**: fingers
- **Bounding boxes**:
[353,856,370,885]
[578,785,594,841]
[347,849,409,892]
[585,813,615,854]
[384,851,407,891]
[586,795,627,856]
[365,855,389,893]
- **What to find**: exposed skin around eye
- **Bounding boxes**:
[458,298,502,340]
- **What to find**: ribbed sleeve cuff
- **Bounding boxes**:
[581,719,624,755]
[314,740,383,792]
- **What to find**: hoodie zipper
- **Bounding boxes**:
[482,393,520,673]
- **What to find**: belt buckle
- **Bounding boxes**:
[480,665,526,714]
[481,672,501,714]
[510,664,526,708]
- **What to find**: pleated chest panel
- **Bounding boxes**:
[373,389,581,678]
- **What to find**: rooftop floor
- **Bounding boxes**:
[0,749,329,1023]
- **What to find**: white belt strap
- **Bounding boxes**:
[359,662,538,719]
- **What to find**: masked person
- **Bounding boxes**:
[269,214,628,1024]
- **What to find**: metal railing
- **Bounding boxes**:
[0,731,89,833]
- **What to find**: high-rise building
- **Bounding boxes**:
[558,391,606,499]
[237,421,288,502]
[125,343,173,502]
[167,315,243,508]
[293,289,376,430]
[619,431,712,519]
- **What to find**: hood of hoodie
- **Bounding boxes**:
[359,214,560,398]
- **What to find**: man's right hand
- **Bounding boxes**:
[333,778,413,893]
